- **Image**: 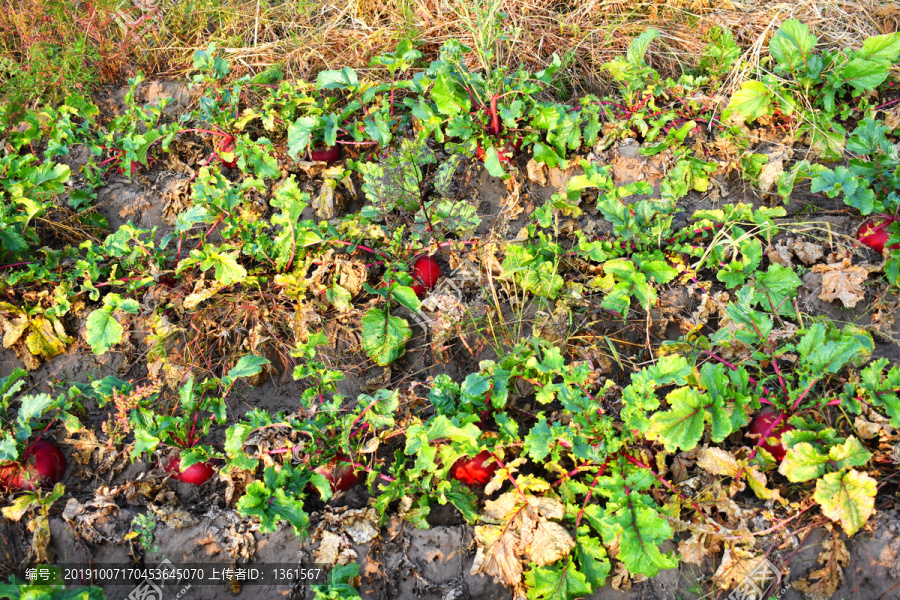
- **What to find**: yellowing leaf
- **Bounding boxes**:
[183,280,228,310]
[814,469,876,536]
[812,259,869,308]
[0,304,72,368]
[24,315,71,359]
[0,304,28,347]
[697,447,740,476]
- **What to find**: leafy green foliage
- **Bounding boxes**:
[85,294,140,355]
[129,355,268,464]
[236,464,313,535]
[3,23,900,600]
[0,370,83,464]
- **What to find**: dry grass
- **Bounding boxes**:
[1,0,898,104]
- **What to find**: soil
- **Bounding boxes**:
[3,80,900,600]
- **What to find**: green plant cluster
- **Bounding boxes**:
[0,20,899,600]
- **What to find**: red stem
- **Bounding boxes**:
[621,452,720,530]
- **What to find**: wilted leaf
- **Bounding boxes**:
[471,492,574,594]
[812,259,869,308]
[713,546,772,590]
[792,529,849,599]
[758,157,783,194]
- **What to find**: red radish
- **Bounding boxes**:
[315,455,361,492]
[747,412,795,461]
[412,256,441,290]
[218,137,237,169]
[164,455,216,486]
[382,279,428,299]
[857,217,899,254]
[450,450,497,488]
[0,440,67,491]
[308,145,341,165]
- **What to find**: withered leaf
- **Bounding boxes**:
[812,259,869,308]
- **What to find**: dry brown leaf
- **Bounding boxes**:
[767,240,793,267]
[790,238,824,265]
[678,531,724,566]
[758,157,784,195]
[472,525,524,597]
[713,546,772,590]
[149,504,199,529]
[471,492,574,595]
[697,447,740,476]
[812,259,869,308]
[548,165,577,189]
[525,158,547,186]
[884,104,900,130]
[792,528,849,599]
[342,508,379,544]
[315,530,344,566]
[313,179,337,219]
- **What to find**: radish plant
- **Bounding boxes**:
[128,355,269,483]
[0,369,82,492]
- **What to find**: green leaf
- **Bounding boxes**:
[85,308,123,355]
[236,465,310,535]
[725,80,773,124]
[573,533,610,589]
[532,142,566,168]
[647,387,708,452]
[223,355,270,386]
[857,32,900,65]
[814,469,876,536]
[0,434,17,462]
[361,307,411,366]
[627,29,658,67]
[16,394,55,429]
[391,285,421,313]
[753,264,801,314]
[287,116,318,160]
[841,58,889,91]
[483,146,507,177]
[0,228,28,254]
[316,67,359,90]
[597,485,677,577]
[431,73,466,117]
[525,559,591,600]
[364,111,391,147]
[131,428,161,460]
[181,246,248,285]
[769,19,817,72]
[524,417,554,461]
[639,260,677,284]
